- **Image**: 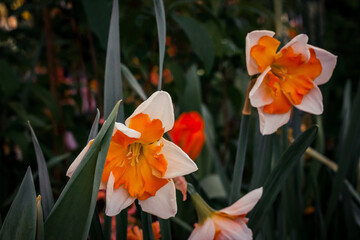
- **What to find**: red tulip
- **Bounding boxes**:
[168,112,205,160]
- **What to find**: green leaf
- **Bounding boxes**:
[80,0,111,49]
[121,64,147,100]
[44,101,120,240]
[88,109,100,142]
[153,0,166,90]
[0,59,20,99]
[0,168,37,240]
[248,125,318,232]
[181,65,202,113]
[200,174,227,199]
[173,15,215,73]
[104,0,123,121]
[28,121,54,219]
[326,84,360,225]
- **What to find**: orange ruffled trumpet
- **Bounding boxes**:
[246,30,337,135]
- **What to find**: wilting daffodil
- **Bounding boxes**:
[188,186,263,240]
[67,91,198,219]
[246,30,337,135]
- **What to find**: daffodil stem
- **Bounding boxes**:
[159,218,172,240]
[116,209,128,240]
[229,78,256,204]
[189,191,215,225]
[141,211,154,240]
[229,114,250,204]
[104,216,112,240]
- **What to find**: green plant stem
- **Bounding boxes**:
[104,216,112,240]
[159,218,172,240]
[116,209,128,240]
[229,114,250,204]
[141,211,154,240]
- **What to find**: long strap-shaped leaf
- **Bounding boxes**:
[0,168,37,240]
[44,101,120,240]
[104,0,123,122]
[28,121,54,219]
[248,125,318,233]
[153,0,166,91]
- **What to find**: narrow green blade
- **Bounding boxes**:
[121,64,147,100]
[44,102,120,240]
[153,0,166,90]
[28,121,54,219]
[248,126,318,232]
[0,168,37,240]
[104,0,123,121]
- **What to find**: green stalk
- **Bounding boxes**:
[116,210,128,240]
[229,78,256,203]
[141,211,154,240]
[159,218,172,240]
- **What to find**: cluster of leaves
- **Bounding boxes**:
[1,0,360,239]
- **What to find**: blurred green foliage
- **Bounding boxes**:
[0,0,360,239]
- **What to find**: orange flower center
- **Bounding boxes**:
[102,113,169,200]
[250,36,322,114]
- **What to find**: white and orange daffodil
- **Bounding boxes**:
[67,91,198,219]
[189,187,263,240]
[246,30,337,135]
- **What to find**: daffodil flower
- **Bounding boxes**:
[189,187,263,240]
[67,91,198,219]
[246,30,337,135]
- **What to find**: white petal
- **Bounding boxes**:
[100,181,106,190]
[294,85,323,115]
[220,187,263,216]
[258,108,291,135]
[138,180,177,219]
[112,122,141,138]
[66,140,93,178]
[125,91,174,132]
[246,30,276,76]
[308,45,337,85]
[188,219,216,240]
[249,67,273,107]
[105,172,135,216]
[213,216,252,240]
[281,34,310,61]
[160,138,198,179]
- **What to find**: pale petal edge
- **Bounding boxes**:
[188,219,216,240]
[220,187,263,216]
[280,34,310,61]
[308,44,337,86]
[66,140,93,178]
[138,180,177,219]
[258,108,291,135]
[246,30,275,76]
[249,67,273,108]
[161,138,198,179]
[125,91,175,132]
[113,122,141,138]
[294,85,323,115]
[105,172,135,216]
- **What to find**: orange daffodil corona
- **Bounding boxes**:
[189,187,263,240]
[246,30,337,135]
[67,91,198,219]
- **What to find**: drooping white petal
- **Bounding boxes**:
[125,91,174,132]
[188,219,216,240]
[308,45,337,85]
[105,172,135,216]
[138,180,177,219]
[258,108,291,135]
[246,30,276,76]
[294,85,323,115]
[112,122,141,138]
[66,140,93,178]
[281,34,310,61]
[249,67,273,108]
[213,216,252,240]
[160,138,198,179]
[220,187,263,216]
